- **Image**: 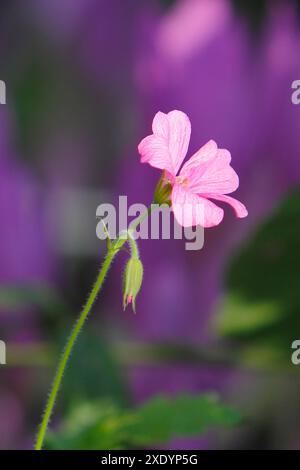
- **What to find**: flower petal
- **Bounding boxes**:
[203,193,248,218]
[180,141,239,194]
[171,184,224,228]
[180,139,218,170]
[138,110,191,176]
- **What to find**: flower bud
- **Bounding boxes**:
[123,257,144,312]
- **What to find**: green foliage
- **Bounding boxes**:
[123,394,241,447]
[45,394,241,450]
[12,58,54,158]
[46,402,133,450]
[216,188,300,368]
[0,283,68,316]
[60,332,128,411]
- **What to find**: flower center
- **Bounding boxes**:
[176,175,189,187]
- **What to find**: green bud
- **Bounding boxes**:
[123,257,144,313]
[153,171,172,206]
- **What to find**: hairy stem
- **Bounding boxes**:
[35,250,116,450]
[35,205,154,450]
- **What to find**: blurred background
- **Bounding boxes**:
[1,0,300,450]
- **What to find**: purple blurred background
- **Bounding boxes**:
[1,0,300,449]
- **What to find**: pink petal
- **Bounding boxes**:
[181,139,218,170]
[180,141,239,194]
[138,110,191,176]
[203,193,248,218]
[171,184,224,228]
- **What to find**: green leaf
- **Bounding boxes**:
[45,394,241,449]
[124,394,241,446]
[45,402,134,450]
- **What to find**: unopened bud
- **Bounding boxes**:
[123,257,144,312]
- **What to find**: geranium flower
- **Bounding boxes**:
[138,110,248,227]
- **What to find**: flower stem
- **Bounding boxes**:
[35,250,116,450]
[34,204,155,450]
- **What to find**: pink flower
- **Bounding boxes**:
[138,110,248,227]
